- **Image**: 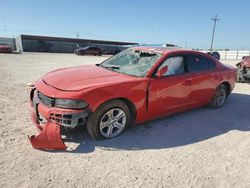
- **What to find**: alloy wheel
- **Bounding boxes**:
[99,108,127,138]
[215,89,226,107]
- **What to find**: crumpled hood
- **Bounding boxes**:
[242,58,250,68]
[42,65,129,91]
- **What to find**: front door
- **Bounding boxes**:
[147,55,194,120]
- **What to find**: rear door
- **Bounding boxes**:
[186,54,218,105]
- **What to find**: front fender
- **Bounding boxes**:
[83,79,149,123]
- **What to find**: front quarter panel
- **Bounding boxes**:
[82,78,149,123]
[35,76,149,123]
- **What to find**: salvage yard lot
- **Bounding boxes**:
[0,52,249,187]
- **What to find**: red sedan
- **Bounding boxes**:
[0,43,12,53]
[29,47,236,150]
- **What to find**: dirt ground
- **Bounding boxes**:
[0,52,249,188]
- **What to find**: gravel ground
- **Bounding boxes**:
[0,52,249,188]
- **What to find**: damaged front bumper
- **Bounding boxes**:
[29,88,89,150]
[243,69,250,79]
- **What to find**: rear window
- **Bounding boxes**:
[188,55,216,72]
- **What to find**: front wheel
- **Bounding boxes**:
[87,100,130,139]
[208,84,227,109]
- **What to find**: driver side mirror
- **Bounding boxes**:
[156,66,168,77]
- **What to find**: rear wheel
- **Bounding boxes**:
[87,100,130,139]
[208,84,227,109]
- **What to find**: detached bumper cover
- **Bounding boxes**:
[29,89,89,150]
[29,122,67,150]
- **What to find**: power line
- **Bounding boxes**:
[210,15,220,51]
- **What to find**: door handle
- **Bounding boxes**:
[184,79,192,85]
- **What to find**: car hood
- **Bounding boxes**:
[42,65,135,91]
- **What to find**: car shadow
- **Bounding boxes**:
[50,93,250,153]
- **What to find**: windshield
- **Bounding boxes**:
[100,49,162,77]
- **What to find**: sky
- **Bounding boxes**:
[1,0,250,50]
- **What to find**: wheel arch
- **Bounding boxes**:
[220,81,231,97]
[92,97,137,122]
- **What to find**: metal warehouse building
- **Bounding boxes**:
[15,34,138,54]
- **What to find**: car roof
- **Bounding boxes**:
[131,46,196,55]
[130,46,220,63]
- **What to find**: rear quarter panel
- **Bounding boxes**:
[216,64,237,93]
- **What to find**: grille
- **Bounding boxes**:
[37,91,55,107]
[49,112,85,128]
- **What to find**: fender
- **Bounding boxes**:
[82,79,149,123]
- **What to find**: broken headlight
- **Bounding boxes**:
[54,99,88,109]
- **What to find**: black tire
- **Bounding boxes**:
[87,100,131,140]
[208,84,227,109]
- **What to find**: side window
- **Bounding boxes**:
[188,55,216,72]
[208,59,216,69]
[158,56,186,76]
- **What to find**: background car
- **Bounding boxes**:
[207,51,220,60]
[235,56,250,82]
[0,43,13,53]
[74,46,103,56]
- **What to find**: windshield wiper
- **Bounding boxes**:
[100,64,120,70]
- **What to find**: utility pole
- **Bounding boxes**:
[76,32,80,48]
[210,15,219,52]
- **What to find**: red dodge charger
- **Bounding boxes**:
[29,47,236,150]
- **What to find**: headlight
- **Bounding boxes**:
[54,99,88,109]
